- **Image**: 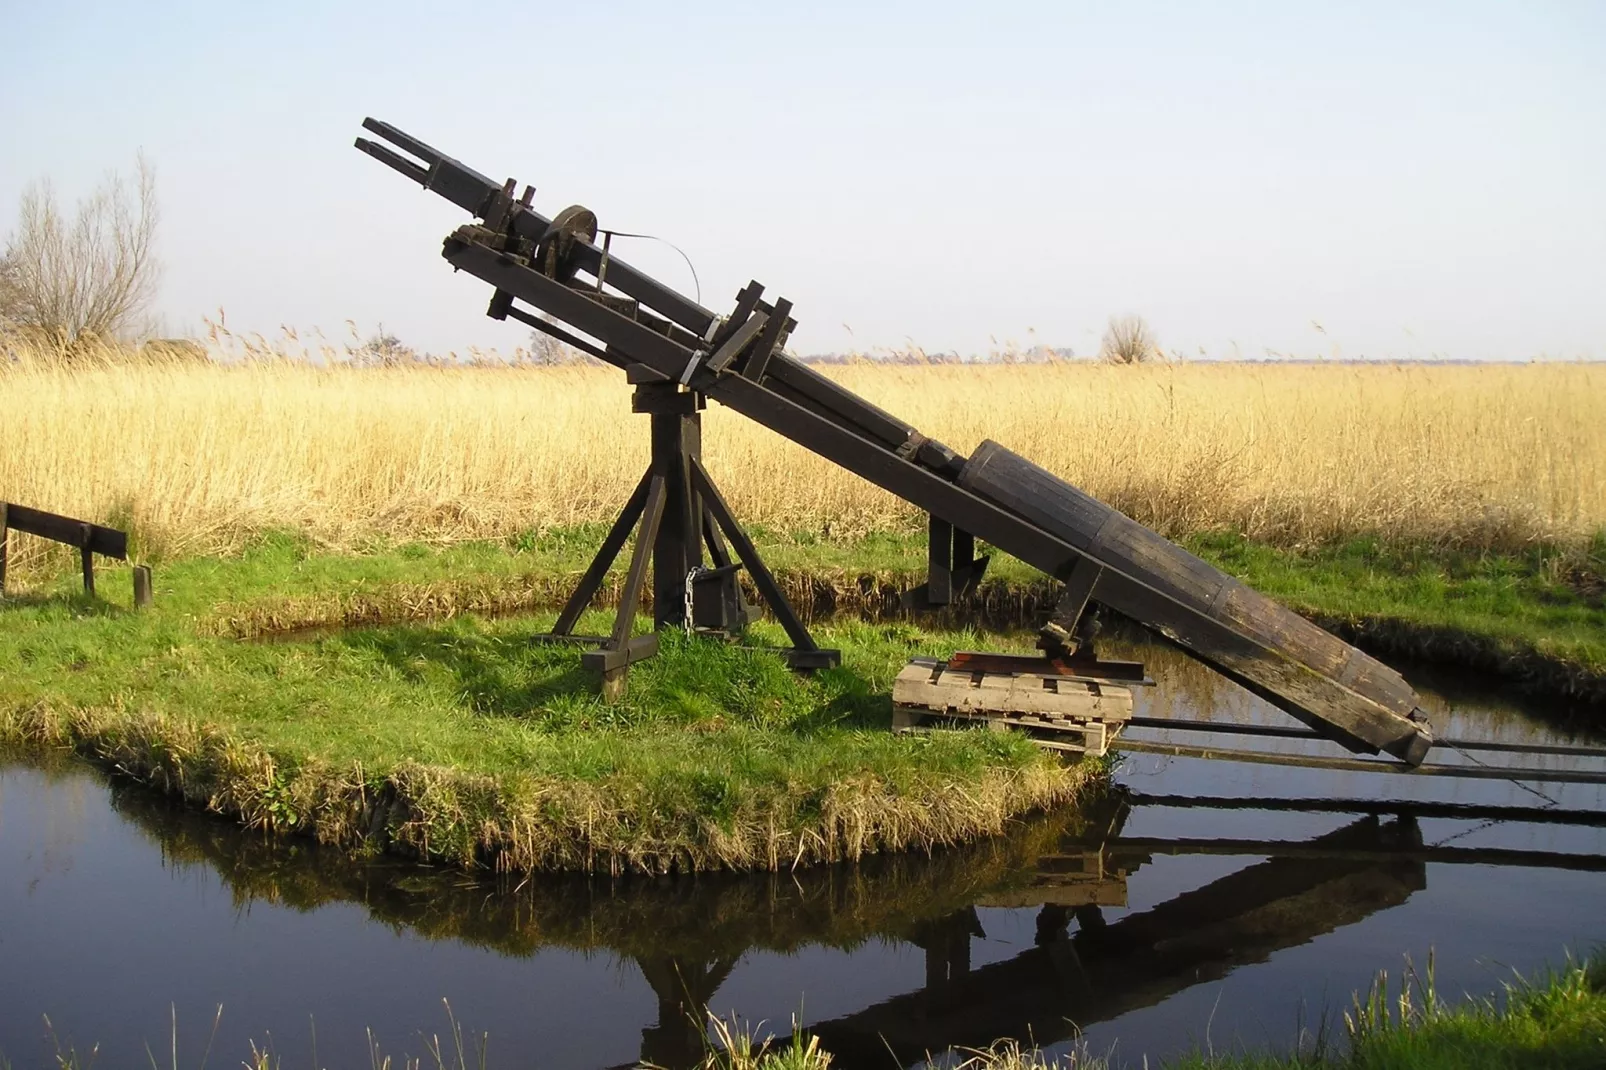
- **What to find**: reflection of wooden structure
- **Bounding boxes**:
[973,843,1130,909]
[633,953,742,1070]
[892,652,1141,756]
[809,817,1426,1068]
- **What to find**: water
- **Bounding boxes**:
[3,639,1603,1069]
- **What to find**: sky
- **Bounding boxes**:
[2,1,1602,360]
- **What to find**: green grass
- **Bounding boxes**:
[3,520,1601,871]
[1158,955,1606,1070]
[0,534,1094,872]
[1187,532,1606,702]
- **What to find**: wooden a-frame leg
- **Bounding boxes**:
[690,458,838,668]
[552,469,653,636]
[593,474,667,700]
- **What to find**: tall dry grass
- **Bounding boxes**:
[1,336,1601,575]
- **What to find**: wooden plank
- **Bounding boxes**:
[552,470,653,635]
[1115,738,1606,784]
[892,701,1123,757]
[607,474,667,649]
[706,281,763,351]
[927,514,953,604]
[2,503,127,559]
[945,650,1149,683]
[703,309,768,374]
[740,297,791,382]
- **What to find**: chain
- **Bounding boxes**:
[683,565,709,635]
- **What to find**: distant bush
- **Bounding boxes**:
[1099,314,1157,364]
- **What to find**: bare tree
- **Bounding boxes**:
[1099,314,1157,364]
[526,323,594,365]
[1,154,162,342]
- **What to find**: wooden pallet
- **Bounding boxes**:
[974,846,1130,908]
[891,656,1134,757]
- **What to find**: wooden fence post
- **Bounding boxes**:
[79,522,95,597]
[133,565,153,608]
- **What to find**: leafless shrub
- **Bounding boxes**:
[352,326,428,367]
[524,324,596,365]
[1099,314,1157,364]
[0,153,162,343]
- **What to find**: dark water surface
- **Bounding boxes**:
[3,639,1604,1069]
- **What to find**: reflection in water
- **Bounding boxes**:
[73,775,1596,1070]
[2,632,1604,1069]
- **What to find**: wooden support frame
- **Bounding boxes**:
[357,118,1440,767]
[0,501,148,606]
[903,513,990,610]
[533,379,839,697]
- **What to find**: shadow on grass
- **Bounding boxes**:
[326,622,889,735]
[0,589,133,618]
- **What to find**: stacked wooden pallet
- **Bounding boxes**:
[891,653,1139,756]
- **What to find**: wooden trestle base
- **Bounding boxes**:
[891,652,1145,757]
[528,379,839,700]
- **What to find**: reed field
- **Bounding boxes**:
[2,337,1602,577]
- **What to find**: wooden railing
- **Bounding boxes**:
[0,502,151,605]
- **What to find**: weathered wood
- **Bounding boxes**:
[447,234,1428,759]
[1116,737,1606,784]
[77,523,95,597]
[957,441,1431,763]
[740,297,791,382]
[1042,555,1103,648]
[609,474,667,650]
[703,309,768,374]
[133,564,153,608]
[893,661,1134,721]
[368,130,1435,765]
[2,503,127,559]
[892,659,1133,756]
[928,514,953,604]
[692,457,833,659]
[551,470,653,636]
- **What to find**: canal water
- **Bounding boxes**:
[2,637,1603,1069]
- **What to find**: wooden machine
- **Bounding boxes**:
[355,119,1435,766]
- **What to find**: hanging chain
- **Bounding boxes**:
[683,565,709,635]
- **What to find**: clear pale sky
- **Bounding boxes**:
[2,1,1602,359]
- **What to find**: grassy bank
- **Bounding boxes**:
[100,524,1599,707]
[2,516,1600,873]
[0,537,1100,873]
[1191,533,1606,707]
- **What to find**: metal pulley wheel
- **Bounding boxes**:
[537,205,598,281]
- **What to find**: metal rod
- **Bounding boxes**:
[1124,716,1606,758]
[1116,738,1606,784]
[1124,792,1606,828]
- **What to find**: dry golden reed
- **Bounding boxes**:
[2,337,1601,575]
